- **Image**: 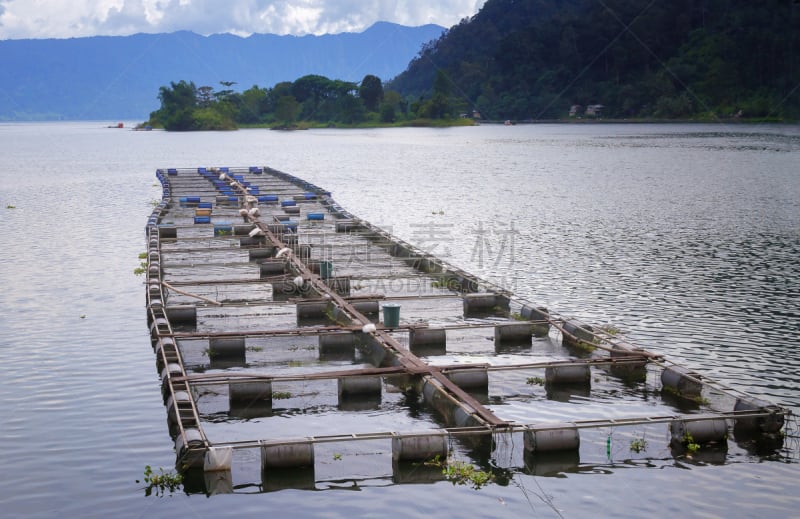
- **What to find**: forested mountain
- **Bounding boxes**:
[0,22,443,121]
[388,0,800,120]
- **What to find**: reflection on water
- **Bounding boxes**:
[0,122,798,517]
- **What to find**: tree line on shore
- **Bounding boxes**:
[146,72,462,131]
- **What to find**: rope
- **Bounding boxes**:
[162,281,223,306]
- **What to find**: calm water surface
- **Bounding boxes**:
[0,122,798,518]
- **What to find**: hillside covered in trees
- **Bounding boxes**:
[388,0,800,121]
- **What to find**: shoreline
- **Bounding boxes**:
[168,116,798,131]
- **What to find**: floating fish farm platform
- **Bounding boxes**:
[145,166,790,493]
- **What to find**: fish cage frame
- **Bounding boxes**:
[145,166,791,492]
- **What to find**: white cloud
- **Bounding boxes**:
[0,0,485,39]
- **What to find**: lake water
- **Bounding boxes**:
[0,121,798,518]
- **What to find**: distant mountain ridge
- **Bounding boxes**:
[0,22,444,121]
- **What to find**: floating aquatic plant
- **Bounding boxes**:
[138,465,182,497]
[661,385,710,405]
[426,455,494,490]
[629,433,648,453]
[134,252,148,276]
[599,324,621,336]
[682,432,700,454]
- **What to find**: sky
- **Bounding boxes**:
[0,0,485,40]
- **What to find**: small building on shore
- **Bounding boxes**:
[586,104,605,117]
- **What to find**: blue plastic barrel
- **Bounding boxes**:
[167,168,178,175]
[281,200,297,207]
[197,202,212,209]
[220,167,229,173]
[249,166,263,173]
[214,222,233,236]
[194,216,211,224]
[307,213,324,221]
[304,192,317,200]
[227,196,239,202]
[248,186,260,194]
[259,195,279,203]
